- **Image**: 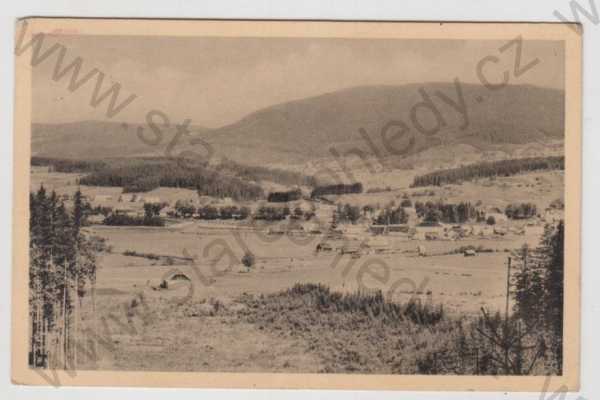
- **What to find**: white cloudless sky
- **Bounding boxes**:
[32,35,564,127]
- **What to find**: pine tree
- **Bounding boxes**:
[29,186,99,369]
[511,221,564,373]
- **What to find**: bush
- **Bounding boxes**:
[505,203,537,219]
[486,216,496,225]
[241,251,255,269]
[104,213,164,226]
[285,283,445,326]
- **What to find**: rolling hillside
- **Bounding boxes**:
[32,83,564,165]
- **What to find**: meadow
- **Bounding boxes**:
[30,166,563,373]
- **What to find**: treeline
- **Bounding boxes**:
[511,222,564,373]
[31,157,107,173]
[311,182,363,198]
[39,156,317,201]
[267,189,302,202]
[335,204,362,224]
[103,214,164,227]
[79,159,264,201]
[29,187,103,369]
[415,201,483,224]
[411,156,565,187]
[505,203,537,219]
[374,205,409,225]
[254,205,291,221]
[103,202,165,226]
[196,205,251,220]
[219,159,317,188]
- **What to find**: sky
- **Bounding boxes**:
[31,35,565,127]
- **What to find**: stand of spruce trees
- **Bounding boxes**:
[29,186,99,369]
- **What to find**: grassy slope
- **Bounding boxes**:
[87,283,555,375]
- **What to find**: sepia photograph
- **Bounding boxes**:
[11,18,581,391]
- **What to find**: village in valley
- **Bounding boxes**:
[30,153,565,312]
[27,34,568,376]
[28,121,566,375]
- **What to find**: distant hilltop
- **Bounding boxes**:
[32,83,564,166]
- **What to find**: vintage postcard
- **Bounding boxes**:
[12,18,581,391]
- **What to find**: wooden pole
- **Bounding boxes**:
[504,256,512,373]
[62,263,68,369]
[505,256,511,320]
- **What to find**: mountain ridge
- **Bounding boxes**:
[32,82,564,165]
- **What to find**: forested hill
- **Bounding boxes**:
[410,156,565,187]
[203,83,564,164]
[33,156,315,201]
[32,83,564,165]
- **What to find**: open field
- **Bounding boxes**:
[32,167,562,319]
[90,220,533,315]
[31,167,563,372]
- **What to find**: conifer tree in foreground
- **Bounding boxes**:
[29,187,100,369]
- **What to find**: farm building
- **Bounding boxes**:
[197,196,213,206]
[388,224,410,234]
[153,269,192,290]
[368,236,391,252]
[369,225,387,235]
[94,195,113,203]
[340,244,362,255]
[369,224,409,235]
[412,224,445,240]
[464,249,477,257]
[292,199,314,212]
[315,242,333,252]
[267,227,286,235]
[425,232,440,240]
[470,225,494,236]
[340,224,367,236]
[218,197,234,206]
[114,206,137,216]
[544,209,563,223]
[159,206,176,218]
[143,196,161,204]
[302,221,323,234]
[87,214,105,224]
[493,227,508,236]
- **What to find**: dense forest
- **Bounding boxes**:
[218,159,317,188]
[334,204,362,224]
[34,156,317,201]
[411,156,564,187]
[267,189,302,202]
[29,187,105,369]
[254,205,291,221]
[510,221,565,373]
[374,205,409,225]
[311,182,363,198]
[415,201,483,224]
[78,158,265,201]
[505,203,538,219]
[103,203,165,226]
[196,205,251,220]
[31,157,107,173]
